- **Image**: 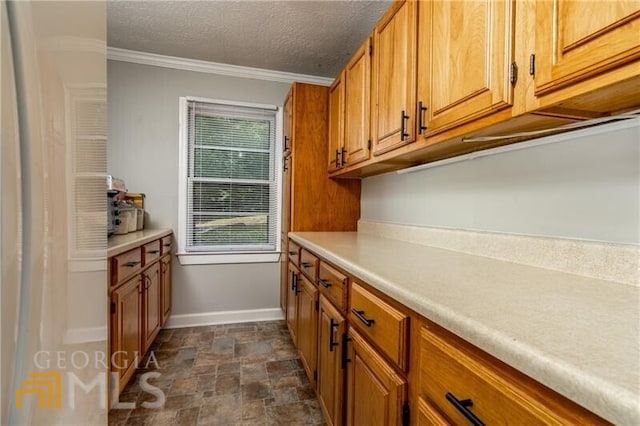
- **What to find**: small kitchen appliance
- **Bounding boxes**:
[106,175,127,236]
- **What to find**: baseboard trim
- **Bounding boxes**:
[165,308,284,329]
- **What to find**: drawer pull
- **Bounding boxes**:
[288,251,297,256]
[163,243,171,247]
[329,319,339,352]
[341,333,351,368]
[318,279,332,288]
[300,262,313,268]
[351,308,375,327]
[124,261,141,267]
[445,392,485,426]
[147,250,160,254]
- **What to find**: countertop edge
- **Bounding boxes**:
[288,232,639,425]
[107,229,173,258]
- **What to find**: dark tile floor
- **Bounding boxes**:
[108,321,325,426]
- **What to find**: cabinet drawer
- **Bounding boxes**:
[299,248,318,280]
[318,261,347,311]
[143,240,161,265]
[161,235,172,255]
[419,326,601,425]
[349,282,409,370]
[288,240,300,265]
[113,248,142,285]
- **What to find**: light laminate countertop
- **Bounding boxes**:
[289,231,640,425]
[107,229,172,257]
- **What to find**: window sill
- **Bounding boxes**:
[177,252,281,265]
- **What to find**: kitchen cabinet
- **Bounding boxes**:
[286,262,299,346]
[345,327,407,426]
[534,1,640,98]
[108,232,172,401]
[417,0,515,136]
[279,82,360,311]
[328,73,345,172]
[142,261,161,354]
[371,0,417,155]
[111,274,142,394]
[317,295,346,426]
[296,273,319,386]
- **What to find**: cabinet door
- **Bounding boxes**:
[417,0,515,136]
[286,263,299,346]
[372,0,417,155]
[534,1,640,96]
[297,274,319,386]
[317,296,346,426]
[142,262,161,353]
[281,92,293,311]
[346,328,407,426]
[160,255,171,326]
[344,37,372,167]
[111,274,142,393]
[328,73,345,172]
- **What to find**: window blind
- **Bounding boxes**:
[185,100,278,253]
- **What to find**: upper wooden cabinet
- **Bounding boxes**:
[344,36,372,167]
[372,0,417,155]
[417,0,516,136]
[534,1,640,97]
[328,73,345,172]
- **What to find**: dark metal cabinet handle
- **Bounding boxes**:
[340,147,347,166]
[300,262,312,269]
[124,261,141,267]
[445,393,485,426]
[335,149,340,167]
[290,271,297,291]
[148,250,160,254]
[318,279,332,288]
[288,251,297,256]
[283,157,288,172]
[400,110,410,141]
[341,333,351,368]
[329,319,340,352]
[284,136,289,152]
[351,308,375,327]
[418,101,428,134]
[163,243,171,247]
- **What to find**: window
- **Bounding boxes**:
[178,97,282,264]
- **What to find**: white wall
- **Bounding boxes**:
[361,120,640,244]
[108,60,291,316]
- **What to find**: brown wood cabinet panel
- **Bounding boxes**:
[297,274,319,386]
[286,262,300,346]
[344,36,372,167]
[328,73,345,172]
[416,397,449,426]
[346,327,407,426]
[299,248,318,281]
[372,0,417,156]
[318,261,347,311]
[349,282,409,370]
[417,0,515,136]
[288,83,361,233]
[534,1,640,96]
[288,240,300,266]
[142,262,161,354]
[112,248,142,285]
[160,254,171,326]
[317,295,346,426]
[419,324,608,425]
[111,274,142,393]
[160,235,172,255]
[143,239,161,265]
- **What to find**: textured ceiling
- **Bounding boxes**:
[107,1,391,78]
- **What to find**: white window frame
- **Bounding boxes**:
[177,96,283,265]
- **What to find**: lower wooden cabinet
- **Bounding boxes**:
[142,261,161,354]
[160,254,171,325]
[297,274,319,386]
[346,327,407,426]
[286,263,299,346]
[317,295,345,426]
[109,234,172,401]
[111,274,142,394]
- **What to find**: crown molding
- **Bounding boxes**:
[107,47,333,86]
